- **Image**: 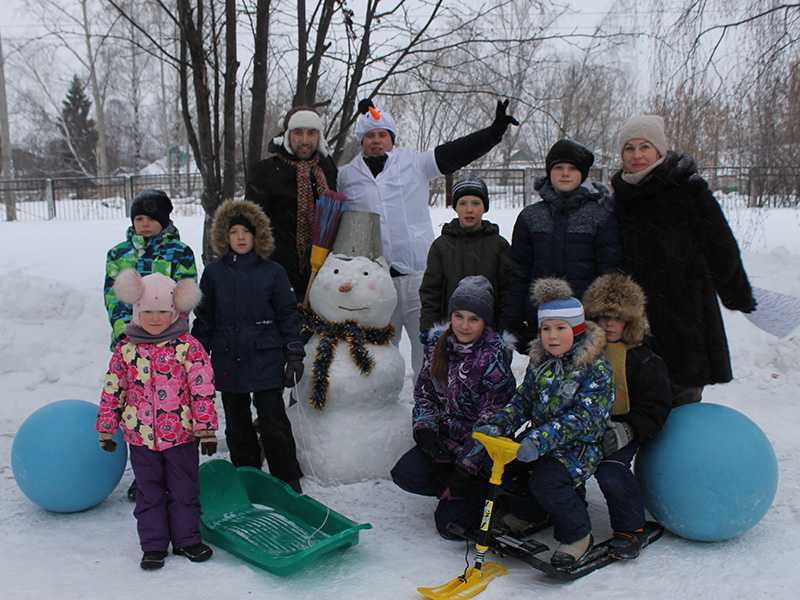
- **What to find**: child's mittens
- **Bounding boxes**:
[414,428,449,463]
[283,357,305,388]
[98,432,117,453]
[195,431,217,456]
[516,436,540,463]
[602,421,634,457]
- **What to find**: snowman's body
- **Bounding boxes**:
[291,254,411,484]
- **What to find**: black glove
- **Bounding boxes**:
[511,322,531,355]
[602,421,635,457]
[440,467,473,501]
[414,428,449,462]
[99,438,117,453]
[357,98,375,115]
[742,297,758,314]
[492,99,520,131]
[283,358,305,388]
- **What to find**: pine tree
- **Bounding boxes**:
[58,75,98,176]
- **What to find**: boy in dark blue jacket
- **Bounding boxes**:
[192,200,305,492]
[503,140,621,352]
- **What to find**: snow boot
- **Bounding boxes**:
[551,533,593,569]
[140,550,168,570]
[173,542,213,563]
[288,479,302,494]
[607,529,645,560]
[127,480,137,502]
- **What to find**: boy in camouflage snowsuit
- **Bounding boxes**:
[480,278,613,570]
[104,190,197,350]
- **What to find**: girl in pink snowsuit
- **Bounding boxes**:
[96,269,218,570]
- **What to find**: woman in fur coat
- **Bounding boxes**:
[611,115,756,405]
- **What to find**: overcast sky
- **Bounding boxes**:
[0,0,617,41]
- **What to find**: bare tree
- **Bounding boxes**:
[20,0,121,176]
[244,0,273,177]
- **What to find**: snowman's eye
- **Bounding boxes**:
[363,271,369,276]
[333,269,339,274]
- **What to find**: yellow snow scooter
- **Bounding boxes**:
[417,431,520,600]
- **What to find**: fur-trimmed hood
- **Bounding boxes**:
[528,320,607,368]
[582,273,649,346]
[211,199,275,260]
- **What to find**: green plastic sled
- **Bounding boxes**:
[198,459,371,576]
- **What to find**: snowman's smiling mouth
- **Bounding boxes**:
[337,306,368,311]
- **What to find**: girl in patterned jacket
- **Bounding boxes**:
[391,275,516,539]
[96,269,219,571]
[480,278,613,569]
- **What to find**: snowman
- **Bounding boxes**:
[290,211,411,484]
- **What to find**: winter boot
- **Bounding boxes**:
[288,479,303,494]
[551,533,593,569]
[127,480,137,502]
[140,550,168,570]
[607,529,645,560]
[173,542,213,563]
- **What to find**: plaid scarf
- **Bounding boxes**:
[301,307,395,410]
[278,155,330,275]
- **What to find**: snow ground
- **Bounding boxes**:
[1,206,799,599]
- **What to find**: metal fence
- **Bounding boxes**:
[2,166,799,221]
[0,173,208,221]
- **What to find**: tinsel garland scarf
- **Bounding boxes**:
[301,308,395,409]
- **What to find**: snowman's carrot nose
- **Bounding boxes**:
[339,282,353,293]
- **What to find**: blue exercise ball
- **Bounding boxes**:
[11,399,127,513]
[635,402,778,542]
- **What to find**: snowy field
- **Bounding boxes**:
[1,206,800,599]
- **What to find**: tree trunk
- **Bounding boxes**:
[0,33,16,221]
[177,0,220,264]
[304,0,336,104]
[247,0,271,177]
[294,0,308,106]
[331,1,378,162]
[0,33,12,178]
[80,0,109,177]
[222,0,238,200]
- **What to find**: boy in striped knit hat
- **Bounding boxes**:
[480,278,614,570]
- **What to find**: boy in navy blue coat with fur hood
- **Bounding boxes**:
[192,199,305,492]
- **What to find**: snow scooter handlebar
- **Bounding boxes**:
[417,432,520,599]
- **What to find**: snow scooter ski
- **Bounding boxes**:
[447,518,663,581]
[417,431,519,600]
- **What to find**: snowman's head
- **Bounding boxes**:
[309,254,397,327]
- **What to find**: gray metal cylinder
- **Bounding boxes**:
[332,210,383,259]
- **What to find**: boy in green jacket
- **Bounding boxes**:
[104,189,197,350]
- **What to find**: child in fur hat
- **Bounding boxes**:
[191,199,306,493]
[582,273,672,559]
[96,270,218,571]
[104,189,197,350]
[392,276,516,539]
[479,278,613,569]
